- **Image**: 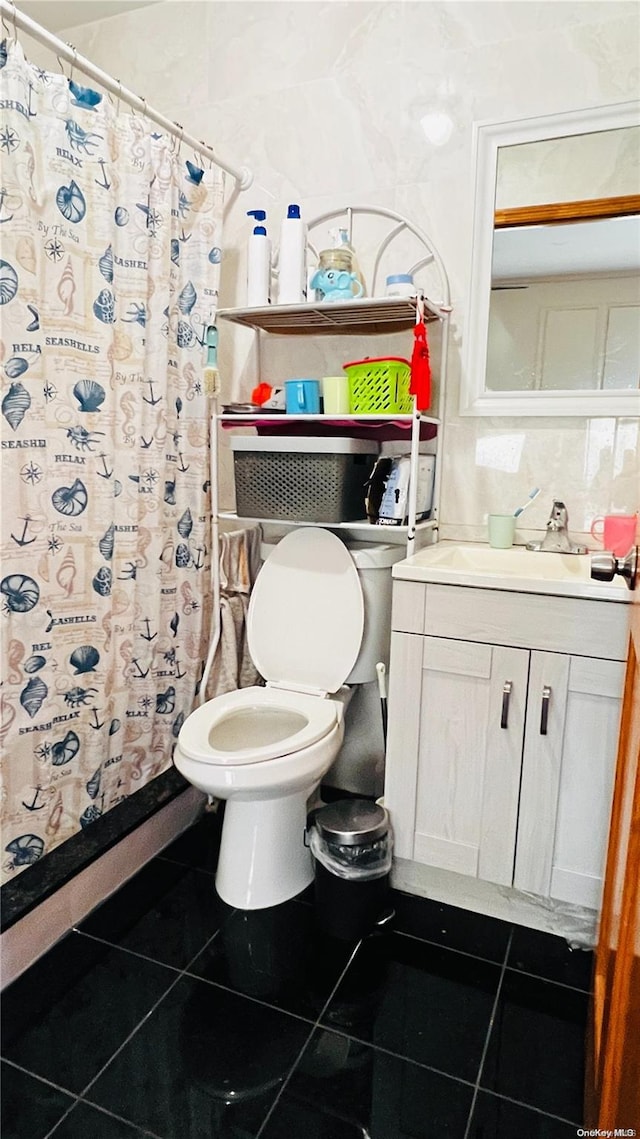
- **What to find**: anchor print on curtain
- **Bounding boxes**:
[0,40,224,882]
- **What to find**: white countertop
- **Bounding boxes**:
[392,542,632,602]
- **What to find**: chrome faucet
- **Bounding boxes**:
[527,500,587,554]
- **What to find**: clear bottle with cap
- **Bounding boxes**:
[246,209,271,307]
[312,229,367,301]
[329,227,366,297]
[277,203,307,305]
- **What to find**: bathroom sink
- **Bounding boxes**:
[393,542,631,601]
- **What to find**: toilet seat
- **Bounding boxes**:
[177,685,339,766]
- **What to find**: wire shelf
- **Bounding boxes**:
[217,295,448,336]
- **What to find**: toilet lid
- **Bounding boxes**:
[248,528,364,694]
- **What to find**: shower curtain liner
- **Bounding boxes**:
[0,39,224,883]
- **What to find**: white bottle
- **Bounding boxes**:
[277,203,307,305]
[385,273,416,298]
[246,209,271,307]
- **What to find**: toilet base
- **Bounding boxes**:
[216,790,315,909]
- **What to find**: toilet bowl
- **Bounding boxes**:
[175,527,365,910]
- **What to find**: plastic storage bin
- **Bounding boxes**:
[343,357,412,415]
[230,436,378,522]
[307,799,393,939]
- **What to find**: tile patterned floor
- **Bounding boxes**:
[1,812,591,1138]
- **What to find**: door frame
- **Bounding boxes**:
[587,560,640,1126]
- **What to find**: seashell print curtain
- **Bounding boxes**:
[0,40,224,883]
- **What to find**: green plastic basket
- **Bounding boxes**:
[343,356,412,414]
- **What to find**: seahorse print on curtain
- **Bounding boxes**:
[0,39,225,881]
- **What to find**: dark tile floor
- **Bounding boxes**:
[1,812,592,1139]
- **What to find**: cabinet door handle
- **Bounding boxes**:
[540,685,551,735]
[500,681,512,729]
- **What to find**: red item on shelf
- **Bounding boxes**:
[409,319,431,411]
[251,382,273,406]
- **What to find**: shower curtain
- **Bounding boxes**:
[0,40,224,883]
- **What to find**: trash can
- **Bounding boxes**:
[307,799,393,940]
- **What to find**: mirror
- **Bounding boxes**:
[461,103,640,416]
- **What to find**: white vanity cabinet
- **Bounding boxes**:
[384,581,628,915]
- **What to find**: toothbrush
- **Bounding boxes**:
[513,487,541,518]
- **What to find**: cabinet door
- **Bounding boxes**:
[384,632,425,861]
[514,653,625,908]
[411,636,528,885]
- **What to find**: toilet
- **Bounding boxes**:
[175,527,403,910]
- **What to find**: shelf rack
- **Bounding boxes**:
[215,205,452,560]
[216,294,449,336]
[218,414,440,422]
[218,413,440,438]
[218,411,440,544]
[218,511,438,544]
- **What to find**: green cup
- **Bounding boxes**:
[488,514,516,549]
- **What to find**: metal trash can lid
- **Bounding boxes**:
[315,799,389,846]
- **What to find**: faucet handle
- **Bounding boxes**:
[590,548,637,591]
[546,500,569,532]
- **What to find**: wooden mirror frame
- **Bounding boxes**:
[461,103,640,417]
[495,193,640,229]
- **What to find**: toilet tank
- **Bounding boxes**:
[343,541,406,683]
[259,534,405,686]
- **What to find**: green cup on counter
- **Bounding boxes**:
[487,514,516,549]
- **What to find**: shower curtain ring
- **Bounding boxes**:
[66,42,77,81]
[3,1,18,41]
[115,77,122,115]
[175,122,184,155]
[200,141,213,170]
[140,94,148,119]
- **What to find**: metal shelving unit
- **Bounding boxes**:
[216,206,451,558]
[217,411,440,545]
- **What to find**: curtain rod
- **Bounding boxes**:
[0,0,253,189]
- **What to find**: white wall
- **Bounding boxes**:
[44,0,638,543]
